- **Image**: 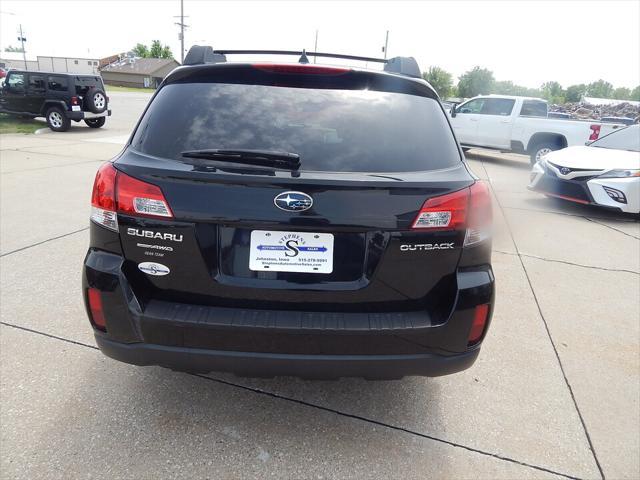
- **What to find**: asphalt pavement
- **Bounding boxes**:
[0,92,638,479]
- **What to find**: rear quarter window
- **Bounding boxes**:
[131,82,461,173]
[48,76,69,91]
[520,100,547,117]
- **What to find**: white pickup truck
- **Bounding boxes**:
[448,95,627,164]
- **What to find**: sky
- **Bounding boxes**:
[1,0,639,89]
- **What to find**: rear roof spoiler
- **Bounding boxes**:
[182,46,422,78]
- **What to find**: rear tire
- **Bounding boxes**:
[84,117,105,128]
[45,107,70,132]
[84,88,108,113]
[529,142,558,166]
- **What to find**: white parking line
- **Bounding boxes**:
[83,134,129,145]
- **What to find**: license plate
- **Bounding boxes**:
[249,230,334,274]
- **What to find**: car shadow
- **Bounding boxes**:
[464,151,532,171]
[522,196,639,222]
[36,362,446,477]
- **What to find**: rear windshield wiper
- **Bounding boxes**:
[181,149,301,171]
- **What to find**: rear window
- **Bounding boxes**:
[75,76,104,94]
[131,83,461,173]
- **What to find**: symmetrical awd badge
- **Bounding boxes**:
[274,191,313,212]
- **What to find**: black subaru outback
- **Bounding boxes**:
[83,46,494,379]
[0,70,110,131]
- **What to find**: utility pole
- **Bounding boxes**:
[313,30,318,63]
[174,0,189,63]
[18,24,27,69]
[383,30,389,59]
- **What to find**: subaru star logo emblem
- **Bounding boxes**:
[560,167,571,175]
[274,191,313,212]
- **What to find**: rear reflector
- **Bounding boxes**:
[468,304,490,346]
[87,288,106,331]
[252,63,350,75]
[90,162,173,231]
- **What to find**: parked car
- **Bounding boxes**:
[83,46,495,380]
[448,95,626,164]
[0,70,111,131]
[528,124,640,214]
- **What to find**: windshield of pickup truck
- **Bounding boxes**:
[591,125,640,152]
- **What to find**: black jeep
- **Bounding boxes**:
[0,70,111,132]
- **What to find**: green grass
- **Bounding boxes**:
[105,85,155,93]
[0,113,43,134]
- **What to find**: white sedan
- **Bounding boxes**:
[528,124,640,214]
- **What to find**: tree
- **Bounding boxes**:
[631,86,640,102]
[161,45,173,59]
[457,66,494,98]
[132,43,149,58]
[132,41,173,59]
[149,40,164,58]
[565,84,586,102]
[4,45,24,53]
[422,66,453,98]
[586,79,614,98]
[612,87,631,100]
[541,81,565,104]
[493,80,540,97]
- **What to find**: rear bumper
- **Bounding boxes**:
[66,108,111,120]
[84,247,494,379]
[95,334,480,379]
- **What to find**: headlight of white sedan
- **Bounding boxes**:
[598,169,640,178]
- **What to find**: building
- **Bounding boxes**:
[100,58,180,88]
[0,53,99,74]
[582,96,640,107]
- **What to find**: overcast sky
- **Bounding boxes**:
[1,0,638,88]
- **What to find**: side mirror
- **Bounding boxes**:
[450,106,457,118]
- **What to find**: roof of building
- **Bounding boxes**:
[583,96,640,107]
[101,58,179,75]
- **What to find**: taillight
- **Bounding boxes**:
[90,162,118,231]
[464,181,492,247]
[411,181,492,246]
[90,162,173,231]
[468,304,490,346]
[412,188,468,230]
[116,172,173,218]
[87,288,106,331]
[252,63,350,75]
[71,96,79,106]
[589,124,601,141]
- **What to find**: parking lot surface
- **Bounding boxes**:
[1,92,638,479]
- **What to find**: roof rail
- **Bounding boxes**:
[182,46,423,78]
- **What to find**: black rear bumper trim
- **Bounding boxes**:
[96,335,480,379]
